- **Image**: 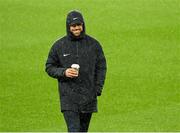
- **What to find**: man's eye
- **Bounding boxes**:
[71,24,76,27]
[70,23,82,27]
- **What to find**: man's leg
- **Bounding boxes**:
[79,113,92,132]
[63,111,80,132]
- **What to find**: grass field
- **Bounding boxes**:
[0,0,180,131]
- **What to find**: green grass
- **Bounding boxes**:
[0,0,180,131]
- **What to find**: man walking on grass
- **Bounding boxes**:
[45,10,107,132]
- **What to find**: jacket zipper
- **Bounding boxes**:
[76,41,79,64]
[75,41,82,83]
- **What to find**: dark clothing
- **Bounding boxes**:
[45,34,106,112]
[45,11,107,113]
[63,111,92,132]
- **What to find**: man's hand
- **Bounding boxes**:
[65,68,78,78]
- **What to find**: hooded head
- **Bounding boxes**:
[66,10,85,40]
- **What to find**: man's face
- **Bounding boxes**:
[70,23,83,37]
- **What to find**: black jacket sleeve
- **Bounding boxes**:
[45,44,67,80]
[95,43,107,96]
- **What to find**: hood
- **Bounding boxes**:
[66,10,86,40]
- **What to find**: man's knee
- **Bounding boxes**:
[63,111,80,132]
[67,120,80,132]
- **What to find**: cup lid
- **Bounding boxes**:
[71,64,80,69]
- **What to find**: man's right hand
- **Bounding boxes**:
[64,68,78,78]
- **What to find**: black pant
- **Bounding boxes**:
[63,111,92,132]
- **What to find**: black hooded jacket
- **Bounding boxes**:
[45,10,107,112]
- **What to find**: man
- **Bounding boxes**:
[45,10,107,132]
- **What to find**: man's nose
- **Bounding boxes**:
[74,25,79,28]
[74,26,80,30]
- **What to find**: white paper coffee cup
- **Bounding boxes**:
[71,64,80,70]
[71,64,80,75]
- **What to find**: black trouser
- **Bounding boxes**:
[63,111,92,132]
